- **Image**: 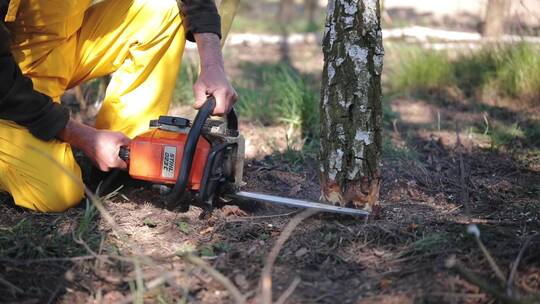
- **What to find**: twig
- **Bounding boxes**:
[260,209,318,304]
[275,277,301,304]
[455,123,470,216]
[117,271,187,304]
[46,265,76,304]
[74,86,87,111]
[507,233,540,296]
[72,232,114,265]
[133,258,144,304]
[225,210,299,222]
[474,236,507,284]
[446,257,524,304]
[0,275,23,296]
[0,255,98,264]
[95,236,106,270]
[179,253,245,304]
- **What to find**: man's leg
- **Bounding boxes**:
[0,120,84,212]
[0,0,184,211]
[69,0,186,138]
[0,1,88,212]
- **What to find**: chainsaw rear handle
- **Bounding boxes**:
[167,96,239,206]
[119,146,129,162]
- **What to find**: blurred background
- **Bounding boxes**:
[68,0,540,163]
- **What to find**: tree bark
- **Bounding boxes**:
[319,0,384,214]
[482,0,510,37]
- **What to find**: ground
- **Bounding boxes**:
[1,33,540,304]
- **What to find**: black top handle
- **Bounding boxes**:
[166,97,217,206]
[226,108,238,131]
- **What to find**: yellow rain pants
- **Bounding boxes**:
[0,0,186,212]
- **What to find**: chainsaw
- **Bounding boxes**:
[118,97,369,217]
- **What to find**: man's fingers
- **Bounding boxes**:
[115,159,128,170]
[212,90,229,115]
[120,136,131,146]
[193,82,207,109]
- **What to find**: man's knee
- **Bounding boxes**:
[7,168,85,213]
[39,182,85,212]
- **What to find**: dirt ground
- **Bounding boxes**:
[1,41,539,304]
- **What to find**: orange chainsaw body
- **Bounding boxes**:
[127,128,211,190]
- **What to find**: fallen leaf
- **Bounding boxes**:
[222,205,248,217]
[288,184,302,196]
[234,274,249,289]
[199,227,214,235]
[176,221,189,234]
[407,223,418,232]
[380,278,392,289]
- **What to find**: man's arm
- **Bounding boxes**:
[0,4,69,141]
[57,120,130,171]
[193,32,237,115]
[180,0,237,115]
[0,3,129,171]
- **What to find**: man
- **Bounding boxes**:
[0,0,237,212]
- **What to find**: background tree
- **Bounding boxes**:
[277,0,295,23]
[319,0,384,213]
[304,0,318,29]
[482,0,511,37]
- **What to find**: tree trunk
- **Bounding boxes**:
[304,0,318,26]
[276,0,295,63]
[277,0,295,23]
[482,0,510,37]
[319,0,384,214]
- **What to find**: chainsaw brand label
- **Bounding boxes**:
[161,146,177,178]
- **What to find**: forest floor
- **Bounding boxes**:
[1,41,540,304]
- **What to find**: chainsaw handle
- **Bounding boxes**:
[119,146,130,162]
[226,108,238,131]
[166,97,217,205]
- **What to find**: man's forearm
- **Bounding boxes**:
[194,33,224,69]
[57,119,130,171]
[57,119,96,149]
[192,32,237,114]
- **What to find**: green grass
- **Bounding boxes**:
[0,201,100,259]
[388,42,540,105]
[234,63,320,138]
[489,123,526,148]
[382,137,421,164]
[491,44,540,101]
[173,58,198,105]
[389,46,455,93]
[401,233,455,257]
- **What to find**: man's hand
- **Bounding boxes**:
[58,119,131,171]
[193,33,237,115]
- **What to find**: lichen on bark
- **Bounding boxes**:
[319,0,383,213]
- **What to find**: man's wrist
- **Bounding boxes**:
[57,119,96,150]
[194,33,224,69]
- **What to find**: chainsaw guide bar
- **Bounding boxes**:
[230,191,370,216]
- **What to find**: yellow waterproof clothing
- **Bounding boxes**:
[0,0,186,211]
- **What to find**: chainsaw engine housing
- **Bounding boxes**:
[121,109,245,205]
